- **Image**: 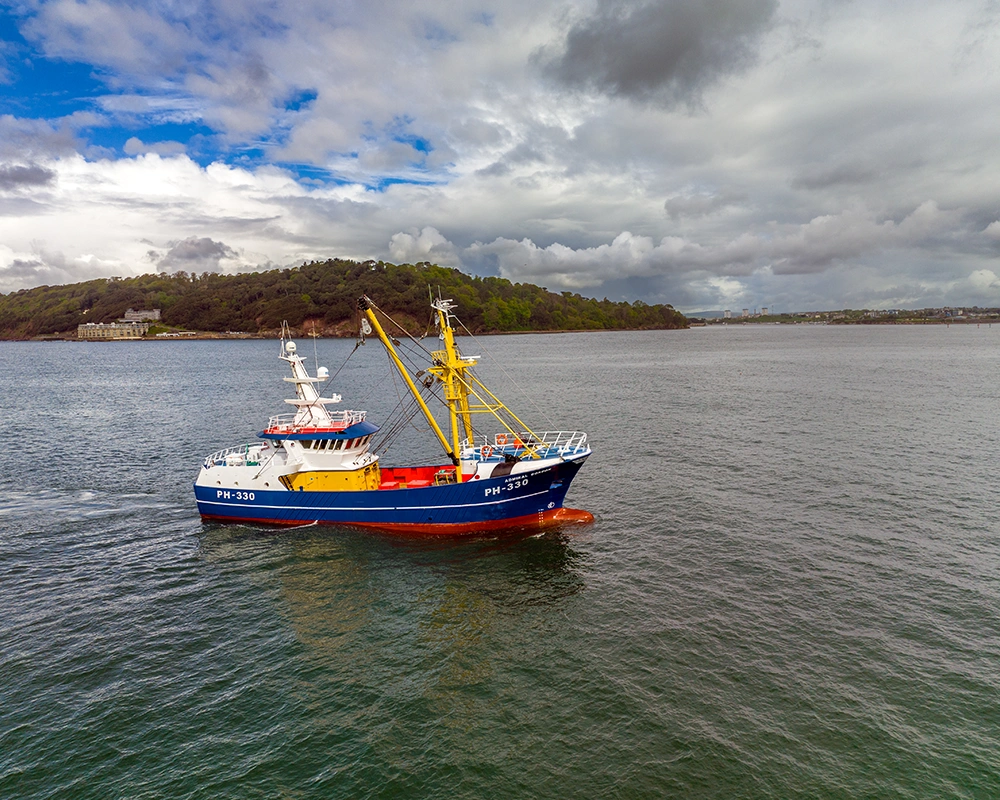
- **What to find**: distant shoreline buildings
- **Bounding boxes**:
[695,306,1000,324]
[77,309,160,340]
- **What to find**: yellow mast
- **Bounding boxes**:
[428,297,476,455]
[359,294,547,473]
[357,296,460,469]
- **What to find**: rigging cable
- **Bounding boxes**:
[365,299,438,360]
[457,318,556,431]
[364,298,535,453]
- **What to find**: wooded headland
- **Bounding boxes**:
[0,259,688,339]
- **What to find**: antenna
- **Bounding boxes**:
[280,320,290,356]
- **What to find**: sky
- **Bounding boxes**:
[1,0,999,313]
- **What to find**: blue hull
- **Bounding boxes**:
[195,458,587,534]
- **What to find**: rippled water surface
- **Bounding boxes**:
[3,325,1000,798]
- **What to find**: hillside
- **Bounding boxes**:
[0,259,688,339]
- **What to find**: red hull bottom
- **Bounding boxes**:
[200,506,595,536]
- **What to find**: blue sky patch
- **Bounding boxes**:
[369,175,439,192]
[283,88,317,112]
[0,12,107,119]
[394,134,432,154]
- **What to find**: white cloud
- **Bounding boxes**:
[123,137,187,157]
[388,226,460,266]
[1,0,999,313]
[969,269,1000,293]
[665,189,747,219]
[468,231,666,289]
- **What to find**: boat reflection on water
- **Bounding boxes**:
[197,522,589,769]
[196,523,588,664]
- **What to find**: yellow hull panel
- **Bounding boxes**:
[281,464,381,492]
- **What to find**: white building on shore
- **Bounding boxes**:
[78,321,151,340]
[78,309,159,340]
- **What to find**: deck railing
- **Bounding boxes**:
[265,410,366,432]
[460,430,589,461]
[203,443,271,468]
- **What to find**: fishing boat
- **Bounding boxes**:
[193,295,593,534]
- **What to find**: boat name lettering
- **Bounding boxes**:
[484,478,528,496]
[217,490,255,501]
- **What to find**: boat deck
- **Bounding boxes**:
[378,465,458,489]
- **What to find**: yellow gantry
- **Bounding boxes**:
[358,296,458,469]
[358,295,546,478]
[428,297,476,454]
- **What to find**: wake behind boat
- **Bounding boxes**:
[193,295,593,534]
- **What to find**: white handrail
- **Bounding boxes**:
[265,410,366,430]
[203,442,270,467]
[459,430,589,461]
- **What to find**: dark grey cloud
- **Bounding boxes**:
[0,163,56,191]
[541,0,778,105]
[0,116,80,160]
[1,257,46,280]
[156,237,239,272]
[791,163,880,190]
[0,247,123,293]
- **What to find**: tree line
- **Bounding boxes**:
[0,259,688,338]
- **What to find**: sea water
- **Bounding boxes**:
[2,325,999,798]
